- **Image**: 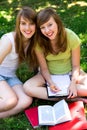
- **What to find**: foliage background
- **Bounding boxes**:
[0,0,87,129]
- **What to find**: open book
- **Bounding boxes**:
[47,74,70,97]
[25,100,87,129]
[38,99,72,126]
[49,101,87,130]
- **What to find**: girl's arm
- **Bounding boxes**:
[71,46,80,82]
[0,36,12,64]
[35,50,60,92]
[68,45,80,98]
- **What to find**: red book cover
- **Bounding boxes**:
[25,106,39,128]
[49,101,87,130]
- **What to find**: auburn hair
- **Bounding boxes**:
[36,7,67,55]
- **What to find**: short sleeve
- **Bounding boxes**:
[66,28,81,50]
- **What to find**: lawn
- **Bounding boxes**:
[0,0,87,129]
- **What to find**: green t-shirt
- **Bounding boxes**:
[36,28,81,74]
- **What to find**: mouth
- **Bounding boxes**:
[25,31,32,35]
[47,32,54,39]
[47,32,53,36]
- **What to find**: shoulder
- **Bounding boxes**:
[65,28,80,41]
[1,32,14,41]
[0,32,15,49]
[65,28,81,49]
[65,28,78,36]
[1,32,15,40]
[1,32,15,45]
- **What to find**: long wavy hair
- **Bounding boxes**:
[36,7,67,55]
[15,6,37,69]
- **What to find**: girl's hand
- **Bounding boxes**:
[67,81,77,98]
[50,83,61,92]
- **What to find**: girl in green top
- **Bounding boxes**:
[23,7,87,100]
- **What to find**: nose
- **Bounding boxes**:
[45,27,49,33]
[25,24,30,29]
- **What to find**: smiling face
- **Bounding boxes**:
[40,17,58,42]
[20,16,36,40]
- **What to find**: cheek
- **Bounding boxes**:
[33,26,36,32]
[54,25,58,32]
[41,30,45,35]
[20,25,23,32]
[31,25,36,32]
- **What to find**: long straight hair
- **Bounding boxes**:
[15,6,37,69]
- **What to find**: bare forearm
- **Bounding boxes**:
[71,66,80,83]
[41,70,53,85]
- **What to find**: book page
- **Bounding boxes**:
[38,105,55,125]
[53,99,71,124]
[47,74,70,97]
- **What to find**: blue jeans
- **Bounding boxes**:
[0,75,23,87]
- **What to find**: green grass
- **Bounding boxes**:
[0,0,87,129]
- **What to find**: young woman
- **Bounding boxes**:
[0,6,36,118]
[23,7,87,101]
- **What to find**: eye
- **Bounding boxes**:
[40,26,45,30]
[20,21,26,25]
[30,22,34,25]
[48,23,52,27]
[40,27,44,30]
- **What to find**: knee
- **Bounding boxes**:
[0,96,18,112]
[23,96,33,109]
[5,96,18,110]
[23,82,32,96]
[19,96,33,110]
